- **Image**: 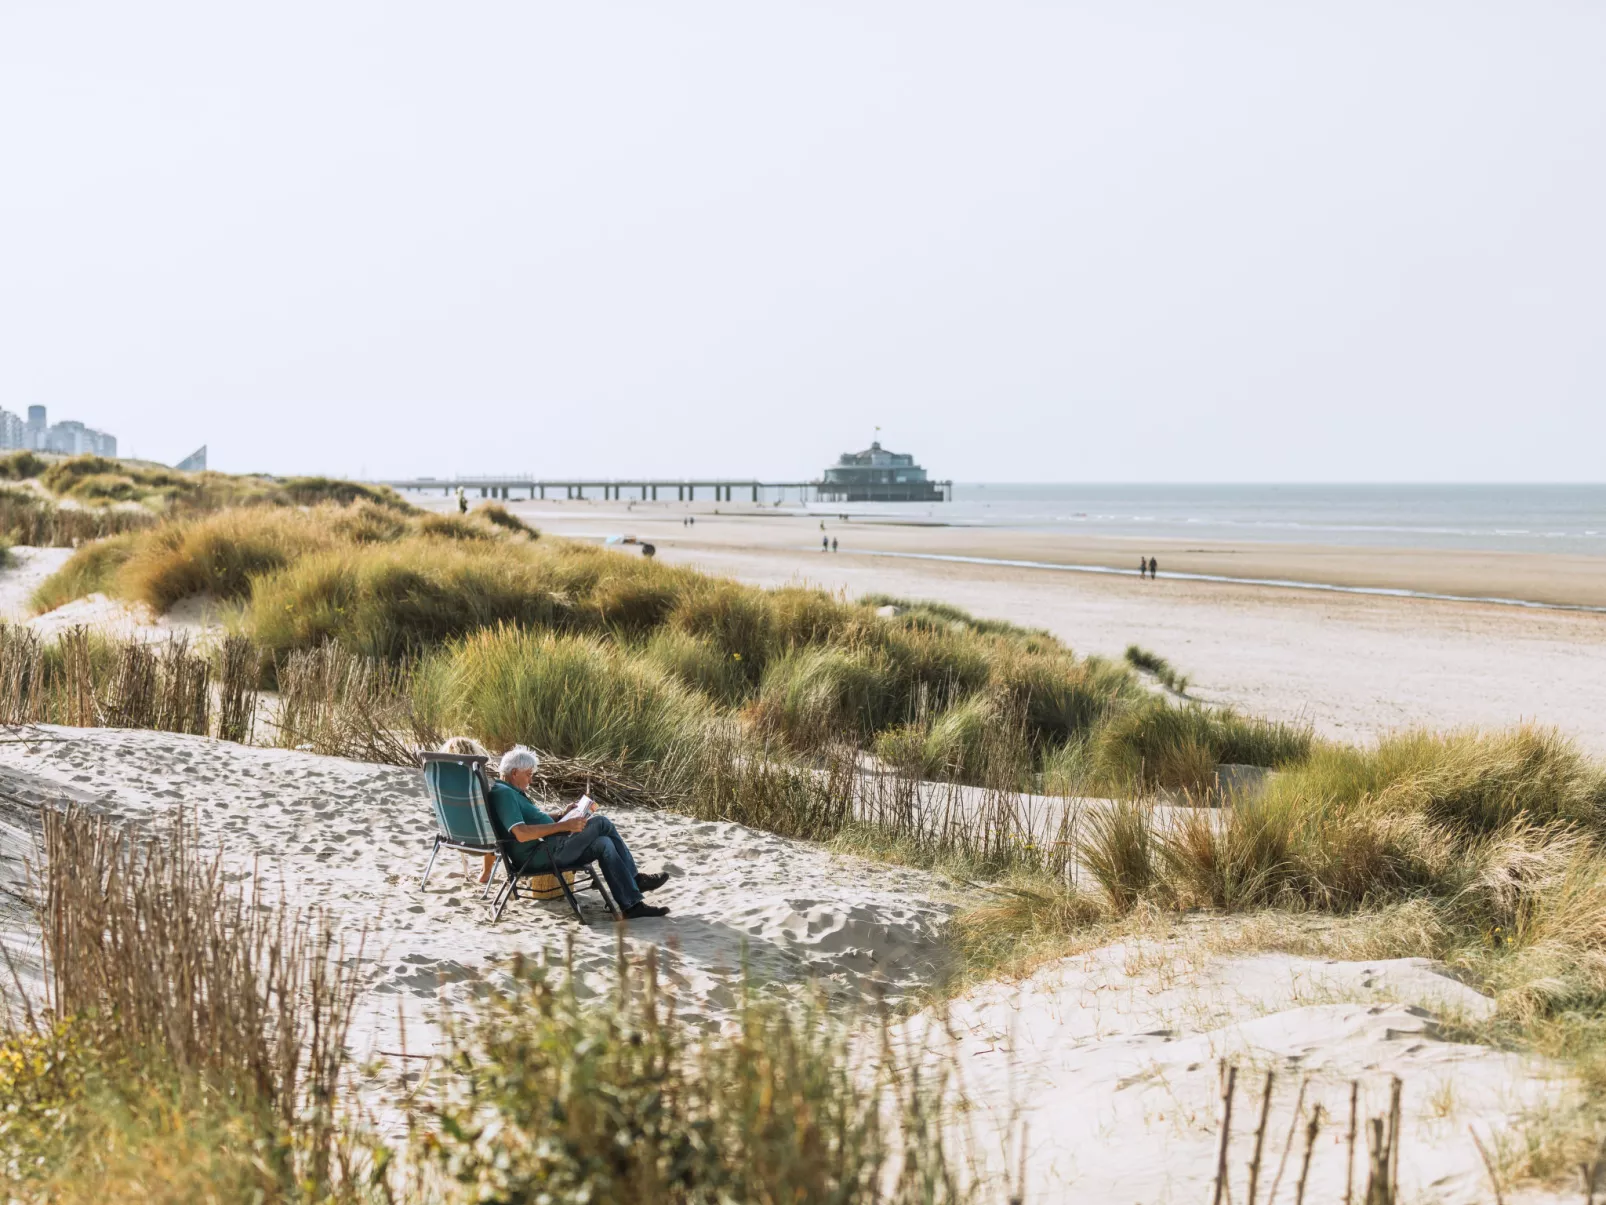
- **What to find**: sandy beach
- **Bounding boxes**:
[421,497,1606,757]
[0,518,1591,1200]
[0,726,1572,1202]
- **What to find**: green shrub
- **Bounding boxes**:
[1254,727,1606,838]
[416,512,497,541]
[667,578,777,682]
[117,507,332,609]
[861,592,1051,641]
[426,626,710,780]
[0,450,46,480]
[1039,738,1092,796]
[31,533,143,612]
[640,627,749,705]
[749,645,897,750]
[423,953,963,1205]
[246,539,568,659]
[1091,698,1312,793]
[327,499,411,544]
[874,692,1023,784]
[476,502,538,536]
[588,572,682,635]
[1124,643,1190,693]
[278,475,412,511]
[996,650,1139,748]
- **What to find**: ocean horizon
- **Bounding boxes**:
[781,482,1606,557]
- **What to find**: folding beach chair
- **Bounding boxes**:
[418,751,501,890]
[490,820,619,924]
[418,750,618,923]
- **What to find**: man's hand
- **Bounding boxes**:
[562,816,589,834]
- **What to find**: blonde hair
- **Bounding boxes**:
[439,735,492,763]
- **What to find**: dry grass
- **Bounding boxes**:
[11,805,369,1202]
[271,641,439,763]
[417,949,968,1204]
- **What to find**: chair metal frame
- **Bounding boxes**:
[418,750,617,924]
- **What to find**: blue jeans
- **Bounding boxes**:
[548,815,642,910]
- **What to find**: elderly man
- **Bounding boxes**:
[488,746,670,920]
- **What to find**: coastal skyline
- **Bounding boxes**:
[4,2,1604,483]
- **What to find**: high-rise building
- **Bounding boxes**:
[0,409,25,450]
[1,406,118,457]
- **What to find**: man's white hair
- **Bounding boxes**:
[498,745,540,777]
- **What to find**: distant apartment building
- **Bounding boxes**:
[0,406,116,457]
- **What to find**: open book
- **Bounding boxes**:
[558,793,597,824]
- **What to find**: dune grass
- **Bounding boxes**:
[425,950,965,1204]
[247,539,570,659]
[475,501,539,535]
[421,626,713,788]
[28,499,1339,797]
[1124,643,1190,694]
[10,806,967,1203]
[33,455,414,516]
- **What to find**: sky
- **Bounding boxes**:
[2,2,1604,483]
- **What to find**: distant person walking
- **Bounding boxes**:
[822,535,829,551]
[457,488,467,515]
[831,537,838,553]
[1139,557,1148,578]
[1148,556,1159,579]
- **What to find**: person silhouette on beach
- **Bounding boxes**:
[1149,556,1159,579]
[822,535,829,551]
[1140,556,1148,578]
[831,537,838,553]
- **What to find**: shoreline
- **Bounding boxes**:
[425,497,1606,756]
[834,546,1606,615]
[462,497,1606,609]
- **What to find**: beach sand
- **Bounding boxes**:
[0,512,1592,1198]
[0,728,1570,1201]
[446,498,1606,757]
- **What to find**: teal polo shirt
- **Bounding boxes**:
[487,781,557,868]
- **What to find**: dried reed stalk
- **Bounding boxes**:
[1213,1061,1237,1205]
[1294,1105,1323,1205]
[1247,1069,1275,1205]
[38,804,364,1161]
[0,623,45,724]
[215,632,260,744]
[56,625,98,727]
[153,633,210,734]
[272,642,439,764]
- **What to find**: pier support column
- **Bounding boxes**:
[651,485,658,500]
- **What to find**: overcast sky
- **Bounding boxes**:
[2,2,1603,482]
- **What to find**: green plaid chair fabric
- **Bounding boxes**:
[418,752,499,888]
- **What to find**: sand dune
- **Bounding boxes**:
[912,942,1562,1203]
[0,728,1573,1199]
[0,727,956,1052]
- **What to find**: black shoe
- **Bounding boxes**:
[636,872,670,894]
[621,901,669,920]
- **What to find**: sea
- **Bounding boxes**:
[802,484,1606,558]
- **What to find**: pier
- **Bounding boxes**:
[374,476,954,503]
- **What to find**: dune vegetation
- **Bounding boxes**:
[20,489,1606,1163]
[34,498,1312,797]
[3,806,961,1204]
